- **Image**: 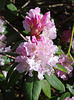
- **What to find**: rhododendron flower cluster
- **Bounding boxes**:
[64,96,74,100]
[15,7,73,80]
[15,35,59,80]
[23,7,56,40]
[56,54,73,80]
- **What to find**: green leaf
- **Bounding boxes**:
[2,56,11,65]
[72,0,74,3]
[67,84,74,95]
[6,63,18,81]
[0,73,6,81]
[41,79,51,98]
[8,70,20,87]
[23,30,30,35]
[56,63,68,73]
[44,74,65,92]
[24,72,41,100]
[0,0,5,11]
[7,3,17,11]
[6,3,18,16]
[60,92,70,100]
[56,46,63,55]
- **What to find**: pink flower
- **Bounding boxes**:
[64,96,74,100]
[61,30,72,43]
[42,19,56,39]
[0,34,11,65]
[0,34,6,41]
[23,7,56,39]
[0,34,6,52]
[56,54,73,80]
[15,35,58,80]
[0,17,5,33]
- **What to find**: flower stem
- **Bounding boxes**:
[69,53,74,62]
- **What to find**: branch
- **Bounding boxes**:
[0,53,15,59]
[2,17,27,41]
[22,0,30,9]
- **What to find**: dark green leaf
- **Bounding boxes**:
[7,3,17,11]
[6,63,18,81]
[67,84,74,95]
[0,73,5,81]
[41,79,51,98]
[8,70,20,87]
[44,74,65,92]
[60,92,70,100]
[6,3,18,16]
[24,72,41,100]
[56,63,68,73]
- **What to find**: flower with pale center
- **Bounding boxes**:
[15,35,59,80]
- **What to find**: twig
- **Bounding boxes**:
[22,0,30,9]
[2,16,27,41]
[0,53,15,59]
[56,15,74,27]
